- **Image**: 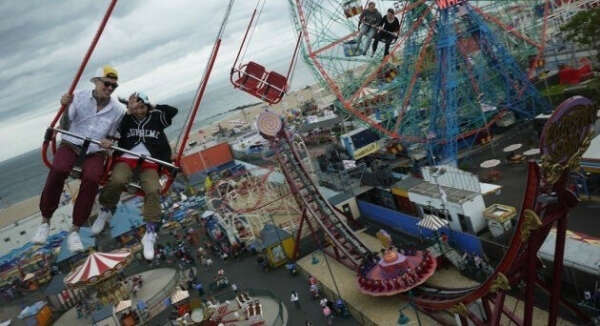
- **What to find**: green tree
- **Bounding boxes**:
[560,8,600,60]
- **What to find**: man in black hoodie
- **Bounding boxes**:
[372,8,400,57]
[94,92,178,260]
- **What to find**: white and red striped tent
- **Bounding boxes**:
[64,249,132,287]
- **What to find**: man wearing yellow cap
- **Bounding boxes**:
[32,65,126,253]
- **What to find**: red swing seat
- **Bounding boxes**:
[234,61,266,91]
[257,70,287,104]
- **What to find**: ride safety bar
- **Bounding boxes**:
[46,127,179,175]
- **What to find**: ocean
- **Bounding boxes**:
[0,61,317,208]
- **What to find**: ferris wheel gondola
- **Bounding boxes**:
[290,0,552,163]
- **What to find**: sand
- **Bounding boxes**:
[0,84,333,228]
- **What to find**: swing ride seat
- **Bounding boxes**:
[43,0,229,198]
[256,70,287,104]
[234,61,266,92]
[46,128,179,197]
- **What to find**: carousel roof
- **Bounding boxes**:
[64,249,131,286]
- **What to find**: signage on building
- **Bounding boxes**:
[436,0,467,9]
[353,142,380,160]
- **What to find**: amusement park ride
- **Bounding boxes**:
[287,0,560,163]
[37,0,600,324]
[257,93,598,325]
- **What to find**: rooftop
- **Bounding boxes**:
[409,181,479,204]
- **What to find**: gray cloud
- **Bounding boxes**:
[0,0,315,160]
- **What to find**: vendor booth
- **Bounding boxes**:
[483,204,516,238]
[253,224,295,268]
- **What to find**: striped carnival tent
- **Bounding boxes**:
[64,248,132,288]
[417,214,449,232]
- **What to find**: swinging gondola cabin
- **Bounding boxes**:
[41,0,234,200]
[230,0,302,105]
[43,128,180,197]
[343,0,363,18]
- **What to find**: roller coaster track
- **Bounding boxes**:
[257,96,594,324]
[275,128,587,324]
[275,130,370,269]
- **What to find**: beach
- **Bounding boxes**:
[0,83,333,229]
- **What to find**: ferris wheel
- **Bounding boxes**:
[288,0,554,162]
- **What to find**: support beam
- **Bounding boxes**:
[548,216,567,325]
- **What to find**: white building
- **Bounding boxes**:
[407,165,495,234]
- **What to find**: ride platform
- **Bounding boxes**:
[297,231,575,325]
[54,268,178,325]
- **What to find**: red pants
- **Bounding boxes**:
[39,144,105,227]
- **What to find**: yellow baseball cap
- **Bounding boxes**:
[90,65,119,82]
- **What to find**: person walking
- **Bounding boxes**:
[194,282,204,296]
[32,65,125,252]
[323,304,333,325]
[290,290,300,309]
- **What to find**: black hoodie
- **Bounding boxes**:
[117,104,178,162]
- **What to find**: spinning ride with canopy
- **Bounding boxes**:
[289,0,554,162]
[64,248,133,305]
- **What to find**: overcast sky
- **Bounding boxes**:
[0,0,314,161]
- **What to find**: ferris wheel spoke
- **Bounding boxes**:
[469,4,542,50]
[394,18,437,134]
[525,0,550,80]
[312,31,360,56]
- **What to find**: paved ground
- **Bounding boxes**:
[457,122,600,238]
[0,223,360,326]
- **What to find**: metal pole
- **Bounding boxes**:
[548,215,567,325]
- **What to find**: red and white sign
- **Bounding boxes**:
[436,0,467,9]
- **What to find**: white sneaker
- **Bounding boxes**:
[141,231,157,260]
[32,223,50,244]
[92,208,112,235]
[67,231,84,253]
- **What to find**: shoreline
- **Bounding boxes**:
[0,83,331,228]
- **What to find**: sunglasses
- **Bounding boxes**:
[103,80,119,89]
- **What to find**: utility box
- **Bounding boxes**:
[483,204,516,238]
